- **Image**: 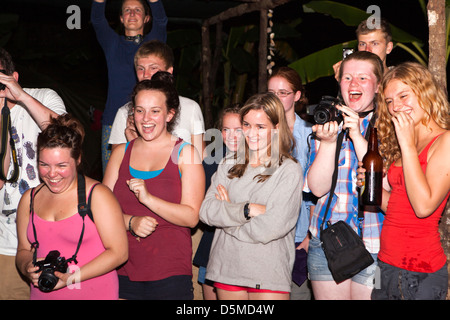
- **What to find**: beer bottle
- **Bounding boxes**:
[361,127,382,206]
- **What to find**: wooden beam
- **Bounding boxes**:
[204,0,292,26]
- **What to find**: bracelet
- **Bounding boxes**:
[243,203,251,220]
[128,216,139,237]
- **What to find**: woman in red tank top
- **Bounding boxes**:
[362,62,450,299]
[103,75,205,299]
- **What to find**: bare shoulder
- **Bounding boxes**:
[429,130,450,162]
[85,177,112,193]
[431,130,450,150]
[178,142,202,166]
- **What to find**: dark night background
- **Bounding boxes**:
[0,0,431,179]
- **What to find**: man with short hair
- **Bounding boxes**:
[0,48,66,299]
[334,17,393,77]
[355,18,393,70]
[108,40,205,157]
[91,0,167,172]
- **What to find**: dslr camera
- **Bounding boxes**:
[34,250,68,292]
[306,96,343,124]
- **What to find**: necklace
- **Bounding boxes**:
[125,34,143,45]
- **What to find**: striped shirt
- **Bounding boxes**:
[303,113,384,253]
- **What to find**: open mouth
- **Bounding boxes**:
[142,123,156,132]
[349,91,362,101]
[46,178,63,187]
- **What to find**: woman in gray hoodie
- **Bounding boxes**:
[200,92,303,300]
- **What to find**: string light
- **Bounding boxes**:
[267,9,275,75]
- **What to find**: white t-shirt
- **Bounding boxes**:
[0,88,66,256]
[108,96,205,144]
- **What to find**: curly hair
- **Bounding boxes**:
[376,62,450,169]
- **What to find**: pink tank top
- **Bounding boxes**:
[114,138,192,281]
[27,185,119,300]
[379,134,449,272]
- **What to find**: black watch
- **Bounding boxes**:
[243,203,251,220]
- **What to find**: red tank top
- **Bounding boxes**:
[379,134,449,272]
[113,138,192,281]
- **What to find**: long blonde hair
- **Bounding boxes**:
[227,93,296,182]
[376,62,450,169]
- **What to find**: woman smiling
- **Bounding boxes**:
[200,92,302,300]
[103,77,204,300]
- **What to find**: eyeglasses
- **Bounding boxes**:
[268,90,294,98]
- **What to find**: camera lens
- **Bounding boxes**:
[314,109,331,124]
[38,271,58,292]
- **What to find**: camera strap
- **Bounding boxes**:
[0,99,19,183]
[30,173,97,266]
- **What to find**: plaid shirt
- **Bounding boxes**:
[303,113,384,253]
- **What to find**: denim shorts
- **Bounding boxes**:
[307,236,378,287]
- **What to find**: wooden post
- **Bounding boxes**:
[427,0,447,92]
[428,0,449,299]
[201,22,213,129]
[259,8,268,92]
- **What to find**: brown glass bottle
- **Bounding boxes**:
[361,127,383,206]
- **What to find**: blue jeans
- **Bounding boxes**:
[307,236,378,287]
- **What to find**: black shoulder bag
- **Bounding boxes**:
[319,129,374,284]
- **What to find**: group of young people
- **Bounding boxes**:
[1,0,449,301]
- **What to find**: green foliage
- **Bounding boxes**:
[290,0,428,84]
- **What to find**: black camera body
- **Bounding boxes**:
[306,96,343,125]
[34,250,68,292]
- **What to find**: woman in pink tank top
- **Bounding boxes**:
[359,62,450,299]
[103,75,205,299]
[15,114,128,300]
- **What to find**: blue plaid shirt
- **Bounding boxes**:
[303,113,384,253]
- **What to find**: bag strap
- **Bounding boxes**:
[30,173,96,266]
[319,112,377,239]
[320,129,346,237]
[67,173,97,264]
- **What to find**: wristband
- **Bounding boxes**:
[243,203,251,220]
[129,216,139,237]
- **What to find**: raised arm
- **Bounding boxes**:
[0,73,64,130]
[306,122,339,197]
[400,129,450,218]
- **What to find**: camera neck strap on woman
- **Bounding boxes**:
[30,173,95,266]
[0,99,19,183]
